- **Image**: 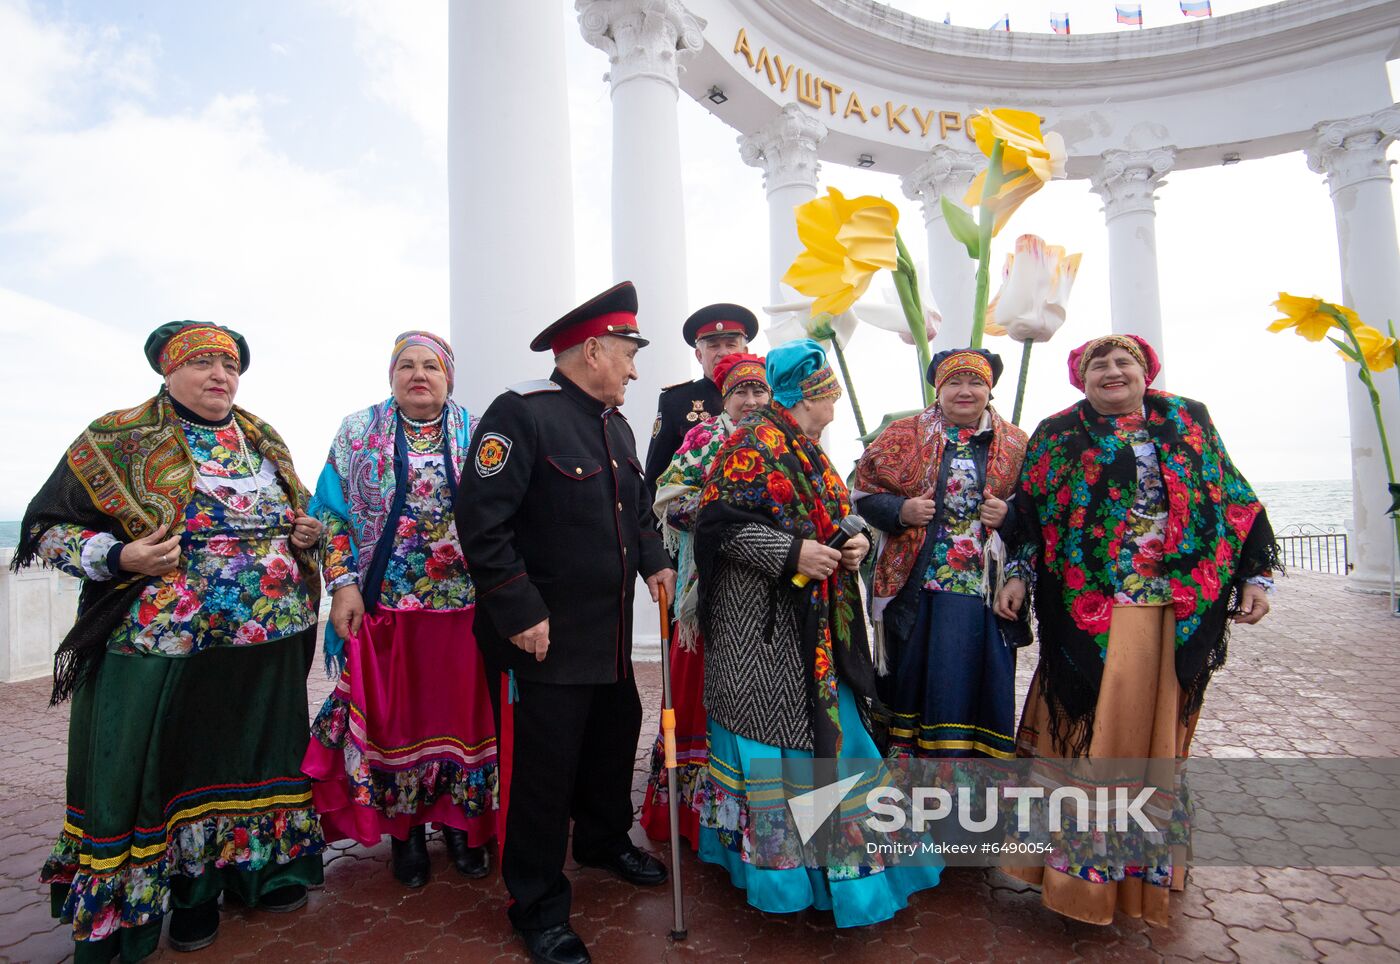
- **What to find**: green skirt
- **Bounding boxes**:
[41,629,325,961]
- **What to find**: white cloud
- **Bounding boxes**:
[0,2,448,515]
[323,0,447,155]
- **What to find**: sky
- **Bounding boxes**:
[0,0,1396,518]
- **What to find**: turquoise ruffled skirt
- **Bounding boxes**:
[695,684,942,927]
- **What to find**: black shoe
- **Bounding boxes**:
[442,827,491,879]
[167,897,220,953]
[259,883,308,913]
[520,923,591,964]
[391,825,430,888]
[578,844,667,887]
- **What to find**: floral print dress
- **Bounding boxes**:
[33,410,325,955]
[922,424,988,596]
[40,419,317,652]
[321,416,473,611]
[1106,411,1172,607]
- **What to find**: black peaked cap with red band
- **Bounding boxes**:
[530,281,649,353]
[682,303,758,347]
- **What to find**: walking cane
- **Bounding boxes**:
[657,584,687,941]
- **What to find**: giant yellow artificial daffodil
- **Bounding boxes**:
[782,188,899,316]
[1267,293,1359,342]
[962,108,1067,235]
[1349,323,1398,372]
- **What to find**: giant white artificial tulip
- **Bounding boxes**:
[986,234,1081,341]
[983,234,1082,424]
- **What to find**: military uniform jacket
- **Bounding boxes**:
[643,376,722,501]
[457,369,670,685]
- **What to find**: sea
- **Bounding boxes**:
[0,479,1353,549]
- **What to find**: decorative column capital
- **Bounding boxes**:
[738,104,828,195]
[901,146,984,223]
[1090,147,1177,223]
[576,0,705,93]
[1306,106,1400,195]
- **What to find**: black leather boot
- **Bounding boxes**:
[443,827,491,879]
[390,824,430,888]
[167,897,220,953]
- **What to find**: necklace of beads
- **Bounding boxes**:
[179,416,264,514]
[403,411,445,454]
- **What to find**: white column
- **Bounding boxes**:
[448,2,575,412]
[578,0,703,649]
[578,0,703,414]
[1089,147,1177,383]
[1306,106,1400,595]
[901,146,982,347]
[739,103,827,305]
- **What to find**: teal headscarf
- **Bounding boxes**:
[765,338,837,408]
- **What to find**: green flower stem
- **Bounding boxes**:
[969,138,1005,349]
[1390,320,1400,411]
[829,336,867,438]
[893,230,934,407]
[1329,307,1400,550]
[1012,339,1033,425]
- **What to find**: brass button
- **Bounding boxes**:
[575,467,582,475]
[611,459,618,468]
[616,502,623,511]
[623,547,628,555]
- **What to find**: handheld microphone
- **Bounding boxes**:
[791,514,867,588]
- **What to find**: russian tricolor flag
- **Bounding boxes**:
[1180,0,1212,16]
[1051,12,1070,34]
[989,13,1010,31]
[1115,3,1143,26]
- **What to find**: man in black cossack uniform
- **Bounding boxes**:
[456,281,677,964]
[641,303,758,501]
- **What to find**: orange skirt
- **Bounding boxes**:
[1005,604,1198,927]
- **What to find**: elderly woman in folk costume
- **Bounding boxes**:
[691,339,942,927]
[301,331,496,889]
[853,348,1029,760]
[995,333,1277,926]
[640,352,770,850]
[15,322,326,961]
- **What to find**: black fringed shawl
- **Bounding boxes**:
[13,391,316,704]
[1010,391,1280,756]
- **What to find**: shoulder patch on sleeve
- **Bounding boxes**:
[509,379,561,396]
[475,433,512,477]
[650,413,662,438]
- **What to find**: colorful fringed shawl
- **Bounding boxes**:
[14,391,314,703]
[853,404,1027,623]
[1011,391,1279,755]
[696,405,875,758]
[310,397,472,671]
[653,411,736,653]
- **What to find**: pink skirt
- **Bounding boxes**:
[302,607,497,846]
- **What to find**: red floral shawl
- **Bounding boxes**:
[853,404,1027,613]
[1011,391,1280,756]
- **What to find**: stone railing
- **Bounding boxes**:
[0,548,79,683]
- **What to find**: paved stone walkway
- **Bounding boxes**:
[0,570,1396,962]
